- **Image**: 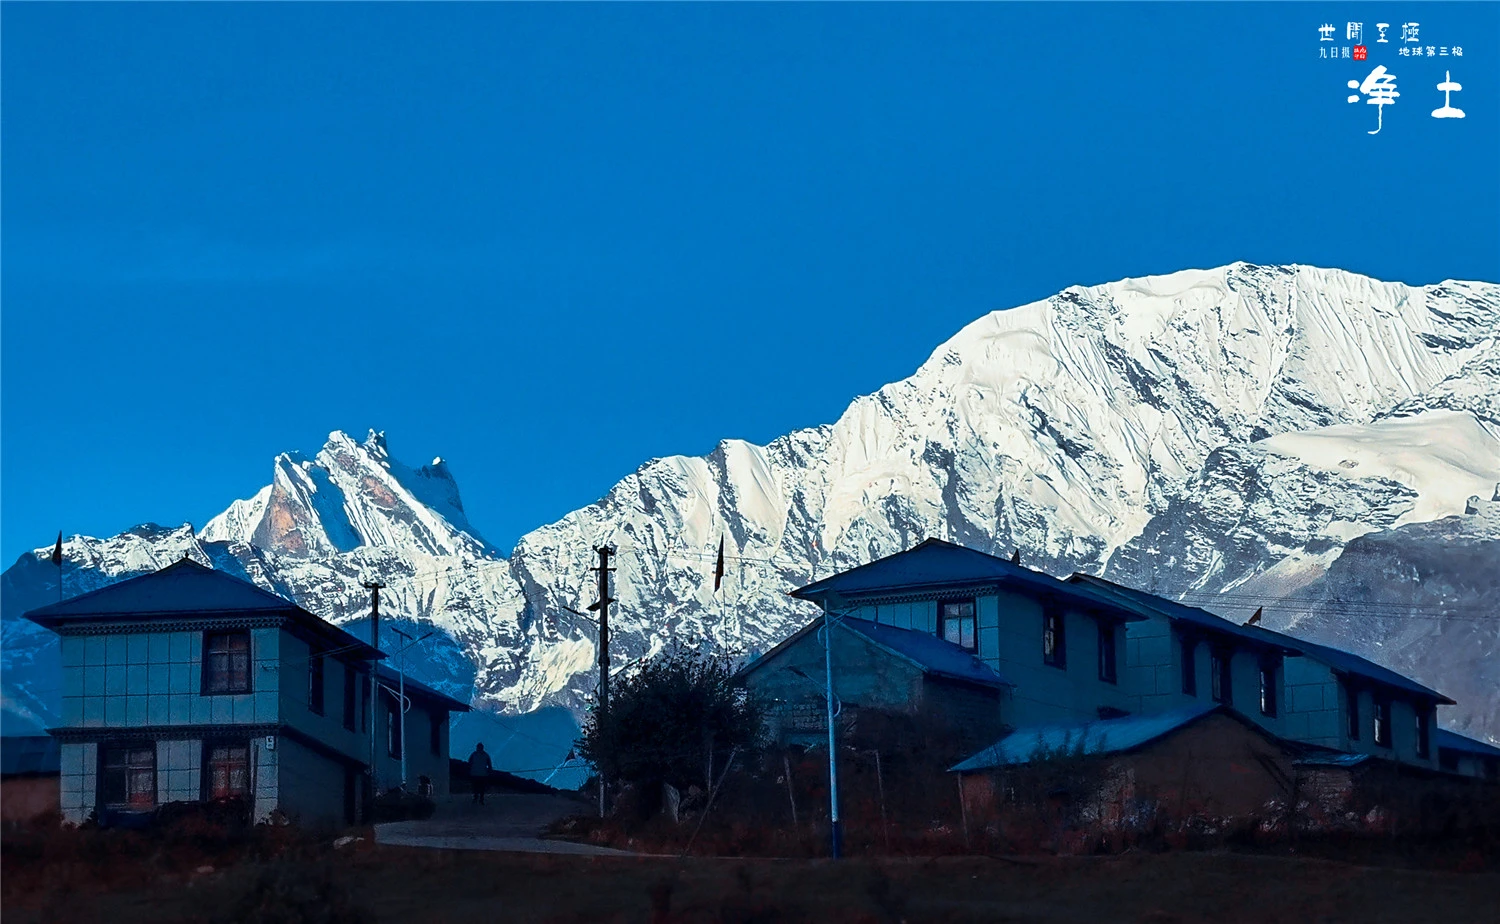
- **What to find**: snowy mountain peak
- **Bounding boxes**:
[5,264,1498,742]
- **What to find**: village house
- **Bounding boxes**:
[1068,575,1454,771]
[758,539,1155,734]
[951,703,1300,824]
[1435,728,1500,780]
[22,558,468,827]
[737,614,1011,752]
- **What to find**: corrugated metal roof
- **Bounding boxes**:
[792,539,1146,621]
[950,702,1221,772]
[1435,728,1500,759]
[1280,636,1452,704]
[1067,575,1299,653]
[843,618,1010,689]
[27,558,300,620]
[0,735,61,777]
[1294,752,1373,768]
[1065,575,1451,703]
[24,559,383,662]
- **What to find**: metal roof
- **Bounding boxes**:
[23,559,383,661]
[791,539,1146,621]
[0,735,61,777]
[842,618,1010,689]
[1294,752,1374,769]
[1278,636,1453,704]
[1066,575,1300,654]
[1434,728,1500,759]
[950,702,1224,772]
[736,613,1010,689]
[1066,576,1451,704]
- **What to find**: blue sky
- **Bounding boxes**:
[3,3,1497,564]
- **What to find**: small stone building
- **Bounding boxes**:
[952,703,1298,824]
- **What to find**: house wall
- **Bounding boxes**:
[59,627,281,729]
[276,735,350,828]
[1,776,60,825]
[59,742,97,825]
[1338,688,1438,769]
[1125,713,1294,818]
[921,677,1005,749]
[277,631,372,766]
[743,624,925,744]
[958,713,1294,822]
[1281,657,1343,749]
[1125,620,1288,738]
[852,590,1131,726]
[987,591,1132,725]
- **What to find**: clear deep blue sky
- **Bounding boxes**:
[3,3,1497,564]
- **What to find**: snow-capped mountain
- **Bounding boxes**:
[4,263,1497,742]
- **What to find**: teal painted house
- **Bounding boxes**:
[742,539,1150,738]
[24,559,468,827]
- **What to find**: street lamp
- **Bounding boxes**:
[387,626,433,789]
[784,598,846,858]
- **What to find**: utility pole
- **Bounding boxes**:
[822,600,842,859]
[587,545,615,816]
[362,578,385,812]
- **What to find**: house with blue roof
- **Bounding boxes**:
[950,703,1299,822]
[744,539,1156,742]
[23,558,469,827]
[1435,728,1500,780]
[737,614,1012,750]
[1067,574,1454,772]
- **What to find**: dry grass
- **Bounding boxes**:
[5,841,1499,924]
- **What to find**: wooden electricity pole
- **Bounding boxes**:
[587,546,615,816]
[362,578,385,814]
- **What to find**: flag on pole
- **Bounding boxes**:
[51,532,63,567]
[1245,607,1263,627]
[713,536,726,593]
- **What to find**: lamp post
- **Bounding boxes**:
[786,598,845,859]
[388,627,433,788]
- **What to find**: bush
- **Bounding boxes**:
[370,788,435,823]
[578,644,766,812]
[219,855,374,924]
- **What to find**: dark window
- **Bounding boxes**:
[308,653,325,716]
[1180,635,1197,696]
[1373,697,1392,747]
[1097,621,1117,684]
[343,666,357,731]
[1259,663,1278,717]
[101,746,156,809]
[1211,648,1232,704]
[941,599,977,652]
[386,698,402,759]
[1042,607,1066,668]
[203,630,251,694]
[205,743,250,800]
[1416,709,1430,759]
[1346,682,1360,740]
[430,710,442,756]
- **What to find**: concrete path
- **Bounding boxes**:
[374,792,638,856]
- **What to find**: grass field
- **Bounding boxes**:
[5,834,1499,924]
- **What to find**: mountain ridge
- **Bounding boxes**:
[5,262,1497,743]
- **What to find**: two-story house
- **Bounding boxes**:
[1067,575,1454,771]
[754,539,1149,732]
[23,559,468,827]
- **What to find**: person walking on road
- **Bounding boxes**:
[468,742,493,805]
